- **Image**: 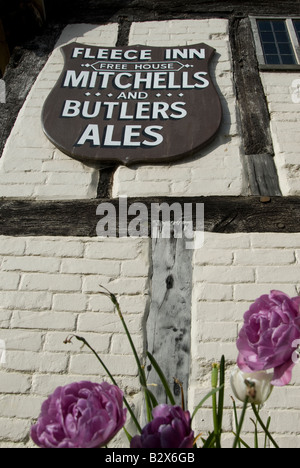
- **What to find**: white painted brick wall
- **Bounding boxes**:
[0,236,150,448]
[0,20,245,201]
[190,232,300,448]
[113,19,245,197]
[1,233,300,447]
[0,17,299,449]
[0,24,118,200]
[261,73,300,196]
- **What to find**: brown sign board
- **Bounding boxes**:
[42,43,222,167]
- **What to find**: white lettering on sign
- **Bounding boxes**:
[165,48,206,60]
[72,48,153,61]
[76,124,163,147]
[63,71,209,90]
[60,47,211,150]
[41,42,222,166]
[72,48,205,61]
[62,100,187,120]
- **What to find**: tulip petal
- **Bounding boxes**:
[236,291,300,386]
[272,360,295,387]
[31,381,126,448]
[130,404,193,449]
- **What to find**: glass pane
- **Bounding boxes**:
[275,31,290,43]
[281,55,296,65]
[278,43,293,54]
[263,43,278,54]
[265,55,281,65]
[261,31,275,42]
[294,20,300,42]
[258,20,272,32]
[271,20,286,32]
[257,18,296,65]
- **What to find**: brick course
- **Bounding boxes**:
[261,73,300,196]
[0,18,300,449]
[0,236,150,447]
[190,232,300,447]
[0,234,299,447]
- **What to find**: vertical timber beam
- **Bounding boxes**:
[230,17,282,196]
[146,229,193,407]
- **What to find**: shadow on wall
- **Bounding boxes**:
[43,0,133,23]
[0,1,133,158]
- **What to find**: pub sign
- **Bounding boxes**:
[42,43,222,166]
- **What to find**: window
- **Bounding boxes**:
[294,20,300,42]
[250,17,300,69]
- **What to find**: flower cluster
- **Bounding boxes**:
[31,289,300,449]
[237,290,300,386]
[31,381,126,448]
[130,405,194,449]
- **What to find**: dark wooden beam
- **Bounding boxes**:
[0,24,61,158]
[230,17,274,156]
[229,18,283,197]
[43,0,300,24]
[243,154,282,197]
[97,166,117,198]
[1,197,300,236]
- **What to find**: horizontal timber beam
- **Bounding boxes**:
[0,197,299,236]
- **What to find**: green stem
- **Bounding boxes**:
[211,364,221,448]
[251,417,259,449]
[232,397,249,449]
[192,386,224,422]
[102,288,153,422]
[202,432,216,449]
[212,392,221,448]
[251,404,279,449]
[217,356,225,433]
[74,335,142,434]
[147,352,176,406]
[115,301,147,386]
[114,299,153,422]
[232,398,241,449]
[264,417,272,449]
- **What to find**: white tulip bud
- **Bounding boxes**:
[230,368,273,405]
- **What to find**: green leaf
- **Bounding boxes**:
[147,388,159,408]
[232,432,251,449]
[251,404,279,449]
[146,352,176,406]
[101,287,151,426]
[232,398,241,449]
[144,389,153,423]
[202,432,215,448]
[264,416,272,448]
[232,397,249,449]
[74,335,142,434]
[123,427,133,443]
[217,355,225,429]
[191,386,224,422]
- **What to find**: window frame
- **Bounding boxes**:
[250,16,300,71]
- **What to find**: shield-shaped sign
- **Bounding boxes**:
[42,42,222,166]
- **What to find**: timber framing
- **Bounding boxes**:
[44,1,300,24]
[1,0,300,234]
[0,196,299,237]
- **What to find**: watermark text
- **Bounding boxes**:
[96,196,204,250]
